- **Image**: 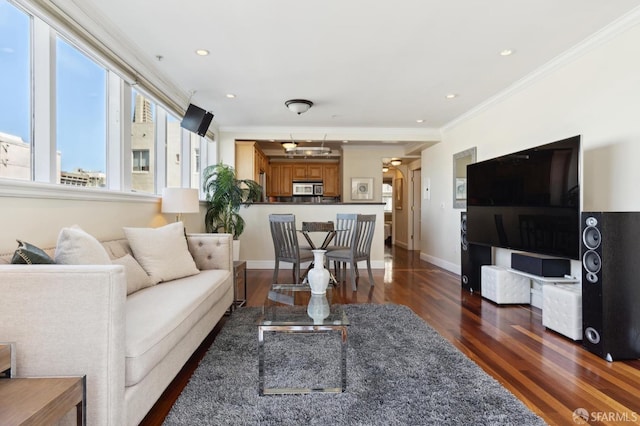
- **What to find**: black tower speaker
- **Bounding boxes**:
[581,212,640,361]
[461,211,492,292]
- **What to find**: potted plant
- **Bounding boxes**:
[202,163,262,259]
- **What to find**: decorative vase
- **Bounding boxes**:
[307,293,330,325]
[308,249,330,294]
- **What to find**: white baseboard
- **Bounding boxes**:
[420,252,460,275]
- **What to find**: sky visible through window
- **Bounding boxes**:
[0,0,107,173]
[0,0,30,143]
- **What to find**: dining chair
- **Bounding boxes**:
[326,214,376,291]
[269,214,314,284]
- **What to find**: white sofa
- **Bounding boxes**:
[0,231,234,425]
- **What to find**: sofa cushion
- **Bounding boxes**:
[124,269,232,386]
[123,222,199,282]
[54,226,111,265]
[113,254,160,295]
[11,240,55,264]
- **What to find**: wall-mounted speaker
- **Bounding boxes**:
[581,212,640,361]
[180,103,214,137]
[461,211,492,292]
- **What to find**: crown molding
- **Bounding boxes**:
[442,5,640,132]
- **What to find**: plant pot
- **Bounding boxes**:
[233,240,240,261]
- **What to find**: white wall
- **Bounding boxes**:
[0,185,205,254]
[421,16,640,274]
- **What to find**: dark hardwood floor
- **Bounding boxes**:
[141,246,640,426]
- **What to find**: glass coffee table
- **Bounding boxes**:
[258,283,349,395]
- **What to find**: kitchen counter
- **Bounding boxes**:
[248,202,385,205]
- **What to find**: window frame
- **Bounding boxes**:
[0,0,212,202]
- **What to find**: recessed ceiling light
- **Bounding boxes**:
[195,49,210,56]
[500,49,515,56]
[445,93,458,99]
[342,140,349,143]
[416,119,425,123]
[225,93,236,99]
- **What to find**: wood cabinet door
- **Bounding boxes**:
[267,164,279,196]
[323,164,340,196]
[307,164,323,179]
[280,165,293,196]
[292,164,307,180]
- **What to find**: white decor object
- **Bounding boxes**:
[307,293,330,325]
[481,265,531,304]
[233,240,240,261]
[542,284,582,341]
[308,249,330,294]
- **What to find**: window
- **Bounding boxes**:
[0,1,31,181]
[56,36,107,187]
[132,149,150,172]
[382,182,393,212]
[166,113,181,187]
[190,132,202,190]
[131,91,156,192]
[0,3,204,197]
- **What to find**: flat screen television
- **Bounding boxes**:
[180,103,214,137]
[466,135,581,260]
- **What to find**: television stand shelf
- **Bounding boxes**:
[506,268,580,284]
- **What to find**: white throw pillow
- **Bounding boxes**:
[54,226,111,265]
[113,254,160,295]
[123,222,199,282]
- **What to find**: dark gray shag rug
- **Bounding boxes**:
[164,304,546,425]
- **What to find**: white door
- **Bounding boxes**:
[411,169,422,251]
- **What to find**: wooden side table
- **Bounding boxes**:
[233,260,247,309]
[0,376,86,425]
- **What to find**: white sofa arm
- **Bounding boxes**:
[187,233,233,271]
[0,264,127,426]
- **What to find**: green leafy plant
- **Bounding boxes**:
[202,163,262,239]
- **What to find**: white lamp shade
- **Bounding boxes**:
[161,188,200,214]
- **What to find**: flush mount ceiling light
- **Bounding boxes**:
[382,166,389,173]
[390,159,402,166]
[281,141,298,151]
[195,49,209,56]
[285,99,313,115]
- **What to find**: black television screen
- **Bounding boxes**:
[180,103,214,137]
[466,135,581,259]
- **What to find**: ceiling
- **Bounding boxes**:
[72,0,638,136]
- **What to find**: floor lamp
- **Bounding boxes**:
[161,188,200,222]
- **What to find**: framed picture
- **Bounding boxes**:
[455,178,467,200]
[351,177,374,200]
[395,178,403,209]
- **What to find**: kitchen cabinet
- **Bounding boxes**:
[322,164,340,196]
[235,141,267,182]
[269,164,293,196]
[293,164,323,180]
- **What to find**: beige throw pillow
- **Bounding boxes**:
[113,254,160,295]
[54,226,111,265]
[123,222,199,282]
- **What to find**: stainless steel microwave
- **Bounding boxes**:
[293,183,323,195]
